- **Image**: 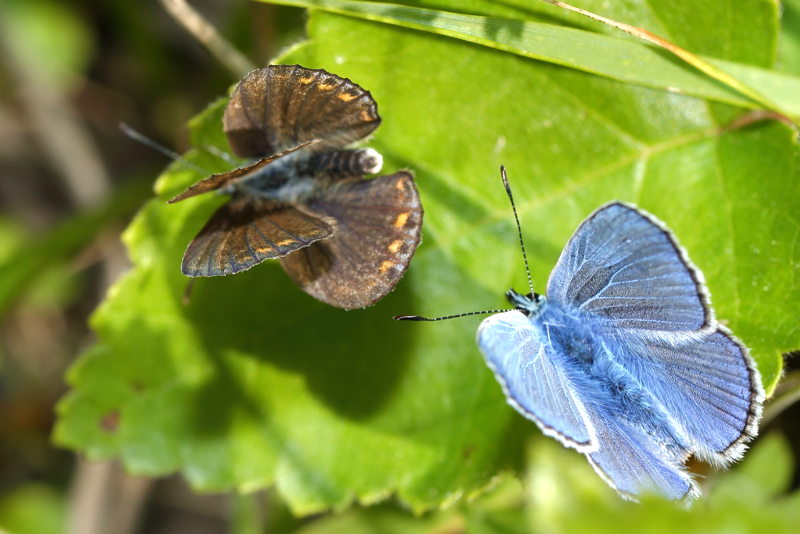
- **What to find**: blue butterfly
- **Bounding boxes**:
[398,167,764,500]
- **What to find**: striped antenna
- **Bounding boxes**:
[394,166,535,322]
[393,309,508,321]
[500,166,535,296]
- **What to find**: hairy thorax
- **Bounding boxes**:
[537,302,686,450]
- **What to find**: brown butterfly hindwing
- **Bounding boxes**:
[182,197,334,277]
[279,171,422,309]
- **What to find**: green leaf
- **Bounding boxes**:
[526,432,800,534]
[264,0,800,120]
[56,0,798,514]
[778,0,800,75]
[708,432,795,503]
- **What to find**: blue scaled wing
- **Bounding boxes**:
[545,201,763,490]
[547,202,711,333]
[583,401,698,501]
[610,328,763,466]
[477,311,596,451]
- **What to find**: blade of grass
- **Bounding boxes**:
[263,0,800,120]
[540,1,789,121]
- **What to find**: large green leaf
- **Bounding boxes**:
[278,432,800,533]
[55,0,798,514]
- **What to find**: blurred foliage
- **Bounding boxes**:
[1,0,799,532]
[1,0,92,91]
[0,484,66,534]
[778,0,800,75]
[268,432,800,534]
[0,217,79,314]
[0,0,304,532]
[0,179,153,316]
[525,432,800,534]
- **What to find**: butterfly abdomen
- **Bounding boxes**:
[307,148,383,178]
[542,307,690,453]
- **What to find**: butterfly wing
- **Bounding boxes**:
[478,309,697,499]
[477,310,597,451]
[583,402,698,501]
[223,65,381,158]
[547,202,711,332]
[610,329,763,466]
[279,171,421,309]
[182,197,333,277]
[168,141,316,203]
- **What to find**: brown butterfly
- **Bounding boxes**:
[169,65,423,309]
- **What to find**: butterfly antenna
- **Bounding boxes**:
[119,122,209,175]
[394,309,508,321]
[500,166,535,296]
[394,167,535,322]
[203,144,238,165]
[181,279,196,306]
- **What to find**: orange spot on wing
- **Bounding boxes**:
[338,91,358,102]
[394,213,409,228]
[276,239,296,246]
[379,260,394,273]
[388,240,402,253]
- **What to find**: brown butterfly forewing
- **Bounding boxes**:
[169,65,422,309]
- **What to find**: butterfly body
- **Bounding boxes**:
[170,65,422,308]
[477,201,763,500]
[226,158,314,203]
[226,148,383,201]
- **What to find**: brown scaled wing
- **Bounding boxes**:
[223,64,381,158]
[280,171,422,309]
[181,197,333,277]
[168,141,316,203]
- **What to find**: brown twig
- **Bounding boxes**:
[159,0,256,77]
[68,460,153,534]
